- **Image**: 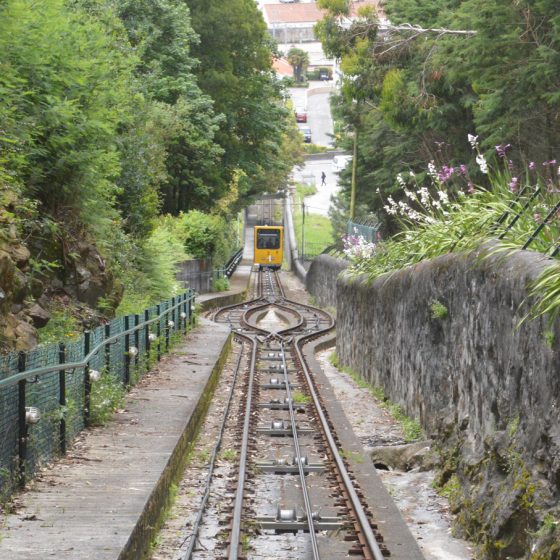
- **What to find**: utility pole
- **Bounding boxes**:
[350,127,359,220]
[301,201,305,262]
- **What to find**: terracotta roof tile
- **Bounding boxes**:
[263,1,377,25]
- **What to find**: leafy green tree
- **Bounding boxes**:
[114,0,224,215]
[0,0,136,231]
[187,0,292,206]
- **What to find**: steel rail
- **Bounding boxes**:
[294,336,386,560]
[181,343,245,559]
[0,292,194,389]
[273,269,286,299]
[228,335,257,560]
[280,341,321,559]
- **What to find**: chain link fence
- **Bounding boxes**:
[0,290,195,499]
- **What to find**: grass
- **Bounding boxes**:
[294,183,317,203]
[292,391,310,404]
[89,372,126,426]
[429,300,448,319]
[218,448,236,462]
[293,203,334,258]
[328,351,423,442]
[303,143,329,154]
[339,449,364,464]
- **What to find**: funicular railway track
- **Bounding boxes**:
[182,270,389,560]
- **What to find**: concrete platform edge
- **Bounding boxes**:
[198,289,248,312]
[303,332,425,560]
[118,330,233,560]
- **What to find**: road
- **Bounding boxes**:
[289,82,343,216]
[292,157,342,217]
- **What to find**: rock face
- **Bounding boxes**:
[0,240,39,351]
[333,245,560,558]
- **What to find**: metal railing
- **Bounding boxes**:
[223,247,244,277]
[0,290,195,495]
[178,249,244,294]
[347,218,381,243]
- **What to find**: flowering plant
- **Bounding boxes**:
[343,233,377,261]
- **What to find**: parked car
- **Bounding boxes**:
[318,68,331,81]
[294,106,307,123]
[298,125,312,143]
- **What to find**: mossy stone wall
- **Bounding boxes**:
[330,246,560,558]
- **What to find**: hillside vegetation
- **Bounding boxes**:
[0,0,298,351]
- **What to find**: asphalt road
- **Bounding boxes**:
[289,82,341,216]
[292,157,343,217]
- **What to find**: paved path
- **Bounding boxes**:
[0,313,242,559]
[293,156,341,217]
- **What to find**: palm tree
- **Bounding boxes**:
[287,47,309,83]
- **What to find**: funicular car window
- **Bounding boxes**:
[257,229,280,249]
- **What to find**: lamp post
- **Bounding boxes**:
[301,201,305,262]
[350,127,359,220]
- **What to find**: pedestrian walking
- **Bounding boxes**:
[320,171,326,186]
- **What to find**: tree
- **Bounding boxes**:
[287,47,310,83]
[114,0,224,216]
[187,0,292,208]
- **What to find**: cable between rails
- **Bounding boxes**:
[280,341,321,559]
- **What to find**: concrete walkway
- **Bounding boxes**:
[0,318,231,560]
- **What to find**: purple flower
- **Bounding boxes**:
[495,144,511,159]
[529,161,536,170]
[509,177,519,192]
[508,159,514,171]
[467,182,474,194]
[534,213,542,223]
[437,165,455,183]
[460,164,468,175]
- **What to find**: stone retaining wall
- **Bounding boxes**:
[335,246,560,558]
[306,254,348,309]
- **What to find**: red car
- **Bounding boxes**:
[295,106,307,123]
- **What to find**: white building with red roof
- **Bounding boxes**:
[262,1,378,44]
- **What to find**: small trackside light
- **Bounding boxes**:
[148,333,157,342]
[25,407,41,425]
[89,369,102,382]
[180,312,187,319]
[128,346,139,357]
[168,320,175,328]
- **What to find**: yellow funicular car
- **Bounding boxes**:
[254,225,283,270]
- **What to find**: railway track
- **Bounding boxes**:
[180,269,389,560]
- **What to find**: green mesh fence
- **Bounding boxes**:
[347,219,381,243]
[0,290,195,498]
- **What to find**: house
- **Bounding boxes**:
[262,1,378,44]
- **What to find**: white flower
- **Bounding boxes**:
[438,190,449,203]
[476,154,488,174]
[396,173,406,187]
[418,187,430,205]
[468,134,479,149]
[427,162,438,179]
[409,171,416,178]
